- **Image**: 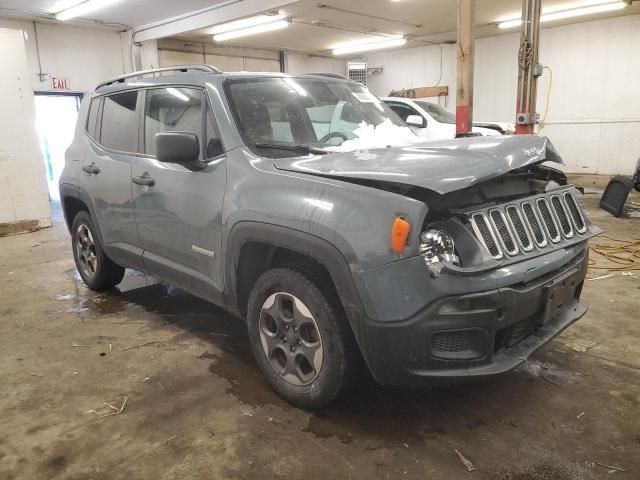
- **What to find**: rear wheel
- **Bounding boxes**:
[247,268,356,408]
[71,211,124,291]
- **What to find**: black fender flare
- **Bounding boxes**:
[223,221,365,324]
[59,182,106,248]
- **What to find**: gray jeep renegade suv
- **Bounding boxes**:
[60,64,600,407]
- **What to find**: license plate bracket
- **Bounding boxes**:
[541,267,579,324]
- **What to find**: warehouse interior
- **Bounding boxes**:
[0,0,639,478]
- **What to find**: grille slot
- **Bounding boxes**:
[467,189,588,259]
[551,195,573,238]
[470,213,502,259]
[489,209,518,255]
[505,205,533,251]
[563,192,587,233]
[536,197,561,242]
[522,202,547,247]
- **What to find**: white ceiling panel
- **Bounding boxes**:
[1,0,638,54]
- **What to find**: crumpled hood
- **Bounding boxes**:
[274,135,562,195]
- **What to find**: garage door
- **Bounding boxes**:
[158,39,281,72]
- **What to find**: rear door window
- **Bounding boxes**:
[143,87,203,157]
[100,91,139,152]
[86,97,101,139]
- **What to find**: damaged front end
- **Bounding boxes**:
[278,135,602,386]
[416,164,602,278]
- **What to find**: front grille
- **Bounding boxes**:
[468,188,588,260]
[432,331,471,353]
[551,195,573,238]
[537,198,560,242]
[489,209,518,255]
[471,213,502,258]
[563,192,587,233]
[522,202,547,247]
[505,205,533,251]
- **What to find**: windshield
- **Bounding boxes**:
[415,101,456,125]
[225,77,417,157]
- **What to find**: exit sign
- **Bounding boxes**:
[49,75,70,90]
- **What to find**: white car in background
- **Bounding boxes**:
[381,97,514,141]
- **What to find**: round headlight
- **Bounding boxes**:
[419,229,460,266]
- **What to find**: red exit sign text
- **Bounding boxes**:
[50,76,70,90]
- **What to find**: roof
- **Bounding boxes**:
[94,64,353,94]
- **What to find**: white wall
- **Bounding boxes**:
[365,14,640,175]
[0,21,127,229]
[0,19,127,93]
[0,28,51,229]
[286,53,347,75]
[366,44,457,104]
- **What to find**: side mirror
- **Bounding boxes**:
[155,132,200,165]
[406,114,426,128]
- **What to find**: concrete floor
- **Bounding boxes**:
[1,177,638,480]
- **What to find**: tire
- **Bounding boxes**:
[247,267,356,408]
[71,211,125,291]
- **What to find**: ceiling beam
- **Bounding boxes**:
[133,0,299,43]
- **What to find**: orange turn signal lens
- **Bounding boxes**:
[391,217,410,252]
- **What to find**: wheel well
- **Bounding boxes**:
[236,242,342,318]
[62,196,89,231]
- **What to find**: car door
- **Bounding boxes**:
[79,90,143,268]
[132,86,227,304]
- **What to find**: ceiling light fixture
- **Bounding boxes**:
[332,36,407,56]
[211,14,285,34]
[55,0,123,21]
[498,0,626,29]
[213,17,289,42]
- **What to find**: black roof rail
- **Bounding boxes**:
[96,64,222,91]
[307,72,350,80]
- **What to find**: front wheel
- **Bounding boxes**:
[247,268,356,408]
[71,211,124,291]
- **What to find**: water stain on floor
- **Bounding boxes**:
[61,268,285,409]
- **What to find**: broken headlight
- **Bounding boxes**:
[419,229,460,266]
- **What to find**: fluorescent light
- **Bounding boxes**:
[55,0,123,21]
[211,14,285,34]
[213,19,289,41]
[542,1,625,21]
[51,0,85,11]
[498,1,626,29]
[498,19,523,29]
[166,88,189,102]
[332,36,407,56]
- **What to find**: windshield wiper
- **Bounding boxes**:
[254,142,329,155]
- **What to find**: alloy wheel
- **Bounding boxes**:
[75,223,98,278]
[258,292,324,386]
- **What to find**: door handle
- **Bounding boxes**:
[82,163,100,174]
[132,173,155,187]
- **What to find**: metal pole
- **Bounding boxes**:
[515,0,542,135]
[455,0,476,137]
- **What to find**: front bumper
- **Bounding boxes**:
[352,245,589,386]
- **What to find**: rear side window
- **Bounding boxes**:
[144,87,203,157]
[86,97,100,139]
[100,91,139,152]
